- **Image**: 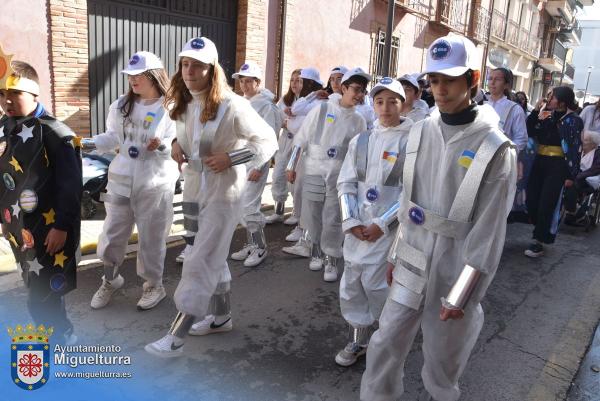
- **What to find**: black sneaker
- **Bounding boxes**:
[524,242,544,258]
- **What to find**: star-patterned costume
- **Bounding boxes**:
[0,103,82,299]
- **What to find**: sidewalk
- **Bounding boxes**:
[0,170,290,274]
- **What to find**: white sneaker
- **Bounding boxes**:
[90,275,124,309]
[284,215,299,225]
[175,246,189,263]
[285,226,303,242]
[309,257,324,271]
[137,283,167,310]
[144,334,184,358]
[244,248,267,267]
[335,342,367,367]
[323,263,338,282]
[282,241,310,258]
[188,315,233,336]
[231,244,256,261]
[265,213,284,224]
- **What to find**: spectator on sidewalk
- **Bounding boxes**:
[525,86,583,258]
[89,51,179,311]
[0,60,82,344]
[579,101,600,132]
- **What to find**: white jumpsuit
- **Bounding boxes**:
[485,96,528,151]
[241,89,282,232]
[337,118,413,328]
[173,91,277,318]
[95,97,178,286]
[270,97,297,205]
[361,105,517,401]
[294,98,367,258]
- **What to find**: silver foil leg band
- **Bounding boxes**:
[250,228,267,249]
[286,145,302,172]
[311,242,323,258]
[340,193,359,222]
[209,291,231,316]
[103,264,120,281]
[228,147,255,166]
[326,255,344,268]
[168,312,195,338]
[274,201,285,216]
[350,325,373,346]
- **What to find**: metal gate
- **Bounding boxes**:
[88,0,238,134]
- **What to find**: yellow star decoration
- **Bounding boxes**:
[14,378,19,383]
[0,44,14,89]
[44,345,49,350]
[42,208,56,225]
[54,251,67,268]
[28,345,33,350]
[28,384,32,390]
[41,378,46,383]
[9,156,23,173]
[11,345,16,350]
[11,362,16,367]
[71,136,82,149]
[8,233,18,248]
[44,362,49,367]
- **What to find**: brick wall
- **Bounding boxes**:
[235,0,268,92]
[48,0,90,135]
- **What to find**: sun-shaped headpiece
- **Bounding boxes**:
[0,43,14,90]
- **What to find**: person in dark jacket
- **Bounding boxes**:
[525,86,583,257]
[563,130,600,225]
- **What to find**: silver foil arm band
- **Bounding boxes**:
[379,201,400,230]
[441,264,481,310]
[228,148,255,166]
[286,145,302,172]
[81,138,96,150]
[339,193,359,222]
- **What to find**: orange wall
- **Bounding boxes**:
[0,0,53,113]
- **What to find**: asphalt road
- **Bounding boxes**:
[1,220,600,401]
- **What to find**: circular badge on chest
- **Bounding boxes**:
[19,189,38,213]
[3,173,15,191]
[287,132,294,139]
[408,206,425,225]
[366,187,379,202]
[128,146,140,159]
[327,147,337,158]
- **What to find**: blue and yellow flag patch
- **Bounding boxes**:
[458,150,475,168]
[382,151,398,163]
[326,113,336,123]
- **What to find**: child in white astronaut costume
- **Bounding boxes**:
[398,73,430,123]
[89,51,179,311]
[230,61,282,267]
[286,68,369,282]
[360,36,517,401]
[266,69,303,229]
[335,78,413,366]
[144,37,277,357]
[279,67,328,248]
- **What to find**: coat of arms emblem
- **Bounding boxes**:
[8,323,52,390]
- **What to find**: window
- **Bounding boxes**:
[371,29,400,82]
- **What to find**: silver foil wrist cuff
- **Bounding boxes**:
[228,148,255,166]
[339,193,359,222]
[286,145,302,171]
[441,264,481,310]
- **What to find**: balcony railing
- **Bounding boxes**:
[506,20,520,48]
[491,10,506,40]
[518,27,529,52]
[436,0,471,34]
[473,6,491,43]
[528,35,541,58]
[402,0,431,15]
[541,39,567,67]
[565,62,575,80]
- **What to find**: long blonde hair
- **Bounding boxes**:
[166,60,231,123]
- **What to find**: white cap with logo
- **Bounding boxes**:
[369,77,405,101]
[420,34,478,77]
[300,67,323,86]
[341,67,372,84]
[121,51,164,75]
[397,74,420,90]
[329,66,349,76]
[232,61,263,80]
[179,37,219,65]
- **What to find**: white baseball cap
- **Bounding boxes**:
[397,74,419,91]
[420,35,479,77]
[232,61,263,80]
[369,77,405,101]
[121,51,164,75]
[341,67,372,84]
[300,67,323,86]
[329,66,349,76]
[179,37,218,65]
